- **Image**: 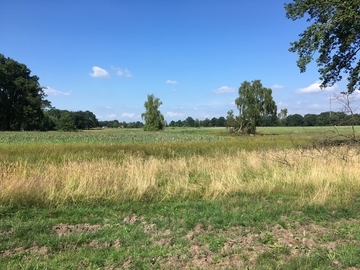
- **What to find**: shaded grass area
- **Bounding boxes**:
[1,197,360,269]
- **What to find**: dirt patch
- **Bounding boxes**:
[123,214,145,225]
[52,223,103,236]
[0,230,12,236]
[185,223,213,241]
[87,239,122,249]
[122,257,133,269]
[2,242,50,257]
[157,218,360,269]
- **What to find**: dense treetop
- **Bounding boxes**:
[285,0,360,92]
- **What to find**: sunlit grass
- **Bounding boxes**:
[2,127,360,269]
[1,146,360,207]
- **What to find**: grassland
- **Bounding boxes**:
[1,126,360,269]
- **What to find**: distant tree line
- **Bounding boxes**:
[168,116,227,128]
[147,111,360,129]
[98,120,144,129]
[275,112,360,127]
[40,109,360,132]
[42,108,99,131]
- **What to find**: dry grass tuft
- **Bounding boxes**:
[1,146,360,206]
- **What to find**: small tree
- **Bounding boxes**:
[277,108,288,126]
[235,80,277,134]
[141,94,165,131]
[226,110,239,131]
[333,92,360,139]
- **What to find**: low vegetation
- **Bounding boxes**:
[1,127,360,269]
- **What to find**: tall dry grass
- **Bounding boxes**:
[1,146,360,207]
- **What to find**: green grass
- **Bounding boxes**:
[1,197,360,269]
[1,126,360,268]
[1,126,354,164]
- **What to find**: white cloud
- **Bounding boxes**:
[44,87,71,96]
[352,90,360,99]
[166,80,178,84]
[271,84,284,89]
[213,86,235,94]
[165,112,183,117]
[124,69,132,77]
[107,114,116,118]
[112,67,132,77]
[90,66,110,78]
[121,112,135,118]
[277,101,288,107]
[309,103,321,108]
[113,67,123,76]
[296,81,338,93]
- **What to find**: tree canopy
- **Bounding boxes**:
[285,0,360,93]
[0,54,49,130]
[235,80,277,134]
[141,94,165,131]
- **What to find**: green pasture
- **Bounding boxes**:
[0,126,357,164]
[1,126,360,269]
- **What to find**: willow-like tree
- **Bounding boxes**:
[235,80,277,135]
[285,0,360,93]
[141,94,165,131]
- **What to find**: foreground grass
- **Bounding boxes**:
[1,199,360,269]
[1,127,360,268]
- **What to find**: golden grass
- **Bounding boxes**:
[1,146,360,207]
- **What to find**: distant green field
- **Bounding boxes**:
[0,125,358,145]
[257,125,360,135]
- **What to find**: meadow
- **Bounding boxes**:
[1,126,360,269]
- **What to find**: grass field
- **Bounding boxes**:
[1,126,360,269]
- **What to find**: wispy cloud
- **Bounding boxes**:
[354,90,360,99]
[166,80,178,84]
[107,114,116,118]
[90,66,110,78]
[296,81,337,93]
[277,101,288,108]
[124,69,132,77]
[165,112,183,117]
[213,86,235,94]
[309,103,321,109]
[44,86,71,96]
[271,84,284,89]
[121,112,135,118]
[112,67,123,76]
[112,67,133,77]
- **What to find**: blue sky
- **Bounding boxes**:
[1,0,357,122]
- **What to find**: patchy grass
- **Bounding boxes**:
[1,199,360,269]
[1,127,360,268]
